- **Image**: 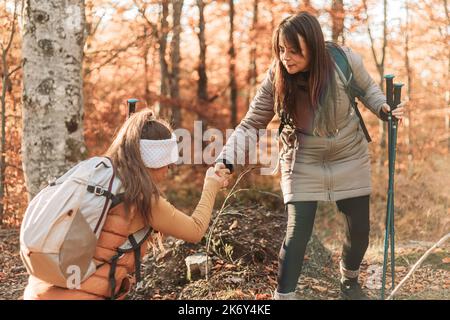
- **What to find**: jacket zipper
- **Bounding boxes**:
[328,137,335,201]
[323,136,336,201]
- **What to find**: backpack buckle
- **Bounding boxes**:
[94,186,105,196]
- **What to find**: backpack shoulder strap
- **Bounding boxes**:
[327,43,372,142]
[327,42,366,98]
[327,43,351,81]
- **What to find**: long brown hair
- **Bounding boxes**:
[104,109,172,223]
[272,12,338,136]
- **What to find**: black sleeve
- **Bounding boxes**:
[220,159,234,174]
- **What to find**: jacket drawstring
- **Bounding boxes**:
[289,132,300,174]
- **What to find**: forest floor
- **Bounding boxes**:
[129,202,450,300]
[0,154,449,300]
[0,203,448,300]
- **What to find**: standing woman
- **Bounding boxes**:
[215,12,405,299]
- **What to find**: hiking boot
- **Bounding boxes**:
[340,279,370,300]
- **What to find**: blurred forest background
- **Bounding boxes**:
[0,0,449,300]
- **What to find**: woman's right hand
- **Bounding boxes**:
[205,166,230,188]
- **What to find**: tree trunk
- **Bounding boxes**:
[1,1,19,222]
[245,0,258,111]
[302,0,317,14]
[404,0,414,174]
[269,0,275,35]
[170,0,183,128]
[444,0,450,151]
[196,0,208,148]
[197,0,208,102]
[143,25,152,108]
[21,0,87,200]
[378,0,388,170]
[331,0,344,45]
[1,47,9,224]
[363,0,388,173]
[157,0,170,118]
[229,0,238,127]
[0,47,7,222]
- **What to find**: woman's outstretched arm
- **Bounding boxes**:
[216,68,276,169]
[148,169,228,243]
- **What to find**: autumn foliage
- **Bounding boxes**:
[0,0,448,244]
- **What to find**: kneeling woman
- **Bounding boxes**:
[23,110,230,299]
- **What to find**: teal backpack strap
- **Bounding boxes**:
[327,43,351,81]
[327,42,366,97]
[327,42,372,143]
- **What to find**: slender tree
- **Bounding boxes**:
[1,0,21,222]
[246,0,259,110]
[331,0,344,44]
[444,0,450,151]
[229,0,238,127]
[404,0,413,172]
[158,0,170,118]
[197,0,208,103]
[143,25,152,107]
[170,0,183,128]
[363,0,388,171]
[196,0,208,148]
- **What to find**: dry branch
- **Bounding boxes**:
[387,232,450,300]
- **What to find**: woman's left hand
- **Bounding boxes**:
[381,101,407,122]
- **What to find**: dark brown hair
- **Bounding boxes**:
[272,12,338,136]
[104,109,172,223]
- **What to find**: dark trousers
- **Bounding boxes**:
[277,195,370,293]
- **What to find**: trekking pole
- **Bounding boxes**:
[389,82,403,288]
[127,98,139,119]
[381,74,394,300]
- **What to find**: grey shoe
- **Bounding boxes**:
[273,290,299,300]
[340,279,370,300]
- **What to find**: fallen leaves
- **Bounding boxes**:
[311,285,328,293]
[266,275,277,286]
[224,263,237,270]
[255,293,272,300]
[442,257,450,264]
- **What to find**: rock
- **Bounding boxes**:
[225,276,245,284]
[184,253,211,281]
[229,220,239,230]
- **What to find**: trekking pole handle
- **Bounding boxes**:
[384,74,395,108]
[127,98,139,119]
[393,84,404,111]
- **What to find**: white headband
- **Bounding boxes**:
[140,133,179,168]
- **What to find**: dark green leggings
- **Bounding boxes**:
[277,195,370,293]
